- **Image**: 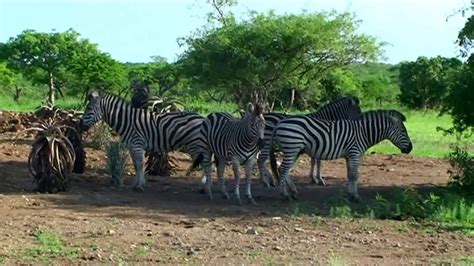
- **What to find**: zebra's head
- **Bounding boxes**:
[385,111,413,154]
[244,102,266,149]
[81,90,104,131]
[344,96,362,119]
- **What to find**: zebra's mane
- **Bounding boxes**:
[318,96,360,110]
[95,90,184,119]
[362,109,407,122]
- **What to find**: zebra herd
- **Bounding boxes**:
[81,90,413,204]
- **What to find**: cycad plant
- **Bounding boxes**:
[20,116,78,193]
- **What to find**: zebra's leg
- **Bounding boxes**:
[231,158,242,205]
[217,159,230,200]
[244,157,257,205]
[202,152,213,200]
[258,145,275,188]
[129,147,146,192]
[346,156,361,202]
[314,158,326,186]
[279,152,298,199]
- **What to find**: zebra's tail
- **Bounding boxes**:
[269,134,280,184]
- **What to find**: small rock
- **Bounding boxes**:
[273,246,282,251]
[271,217,282,220]
[394,242,401,248]
[294,227,305,232]
[163,231,175,237]
[246,228,258,235]
[107,229,115,235]
[147,231,153,237]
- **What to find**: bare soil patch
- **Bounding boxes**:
[0,132,472,264]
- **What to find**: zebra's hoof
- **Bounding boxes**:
[133,186,144,192]
[348,194,361,203]
[246,197,257,206]
[290,194,298,200]
[236,198,243,206]
[222,192,230,200]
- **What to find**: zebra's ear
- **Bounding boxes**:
[88,89,101,100]
[253,103,263,116]
[246,103,255,114]
[351,96,360,106]
[388,110,406,122]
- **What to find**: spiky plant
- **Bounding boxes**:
[106,141,128,187]
[20,116,78,193]
[64,117,86,174]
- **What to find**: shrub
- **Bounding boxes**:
[85,122,113,150]
[447,144,474,195]
[106,142,128,187]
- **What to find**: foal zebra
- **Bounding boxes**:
[81,90,205,191]
[259,96,362,187]
[269,109,412,201]
[200,103,266,205]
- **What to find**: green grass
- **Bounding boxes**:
[19,228,82,262]
[367,110,474,158]
[324,188,474,233]
[0,94,84,112]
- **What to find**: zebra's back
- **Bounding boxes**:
[273,116,356,160]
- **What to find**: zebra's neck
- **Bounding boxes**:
[237,116,257,147]
[356,114,391,151]
[100,94,151,136]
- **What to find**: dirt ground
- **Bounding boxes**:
[0,132,473,264]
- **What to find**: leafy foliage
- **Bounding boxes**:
[398,56,462,109]
[0,29,126,105]
[180,11,381,108]
[447,144,474,195]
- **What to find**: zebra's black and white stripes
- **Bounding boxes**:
[258,96,362,187]
[199,103,266,205]
[269,109,412,200]
[81,90,205,191]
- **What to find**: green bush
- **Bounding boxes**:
[106,142,128,187]
[85,122,113,150]
[447,144,474,195]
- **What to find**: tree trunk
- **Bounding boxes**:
[47,72,55,106]
[288,88,296,110]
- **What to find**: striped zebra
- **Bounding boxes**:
[81,90,205,191]
[200,103,266,205]
[259,96,362,187]
[269,109,412,201]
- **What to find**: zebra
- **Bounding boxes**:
[81,90,206,191]
[269,109,413,201]
[258,96,362,187]
[200,103,266,205]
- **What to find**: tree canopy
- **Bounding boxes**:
[179,11,382,109]
[0,29,126,105]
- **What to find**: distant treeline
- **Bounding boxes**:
[0,5,472,132]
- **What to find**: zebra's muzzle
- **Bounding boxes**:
[257,138,266,150]
[401,143,413,154]
[79,119,91,132]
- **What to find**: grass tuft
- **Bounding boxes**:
[20,228,81,261]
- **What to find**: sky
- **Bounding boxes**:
[0,0,470,64]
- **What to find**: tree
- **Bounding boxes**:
[441,6,474,132]
[1,29,127,105]
[398,56,462,109]
[179,11,381,109]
